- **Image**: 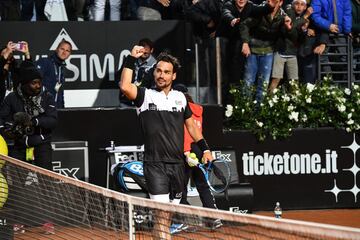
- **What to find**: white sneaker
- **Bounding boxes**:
[187,187,199,197]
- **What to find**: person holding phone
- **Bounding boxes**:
[0,41,32,103]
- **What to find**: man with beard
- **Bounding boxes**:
[36,40,72,109]
[120,45,213,238]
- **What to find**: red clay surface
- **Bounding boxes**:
[13,209,360,239]
[255,209,360,229]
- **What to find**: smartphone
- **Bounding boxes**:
[14,42,24,51]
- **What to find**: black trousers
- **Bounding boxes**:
[0,0,21,20]
[20,0,47,21]
[7,143,53,226]
[10,142,53,170]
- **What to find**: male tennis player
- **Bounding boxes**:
[120,45,213,238]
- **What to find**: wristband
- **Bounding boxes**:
[197,138,210,152]
[124,55,136,70]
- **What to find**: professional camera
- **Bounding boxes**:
[3,112,34,139]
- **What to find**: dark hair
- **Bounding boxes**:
[57,39,72,50]
[138,38,154,49]
[156,52,181,73]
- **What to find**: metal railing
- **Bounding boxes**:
[192,35,360,105]
[317,34,360,89]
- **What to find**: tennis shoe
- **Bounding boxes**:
[211,219,223,230]
[13,224,25,234]
[42,222,55,235]
[170,223,188,234]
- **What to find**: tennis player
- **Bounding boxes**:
[120,45,213,238]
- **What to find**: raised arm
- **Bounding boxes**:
[119,45,144,101]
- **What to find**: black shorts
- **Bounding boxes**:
[143,162,185,199]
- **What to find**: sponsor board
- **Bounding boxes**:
[0,21,186,107]
[235,131,360,209]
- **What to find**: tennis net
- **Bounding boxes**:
[0,154,359,240]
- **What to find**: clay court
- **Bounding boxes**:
[255,208,360,229]
[12,209,360,239]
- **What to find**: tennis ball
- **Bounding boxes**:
[188,153,198,167]
[0,172,8,209]
[0,135,8,169]
[189,152,197,159]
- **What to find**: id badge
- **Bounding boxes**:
[54,82,62,92]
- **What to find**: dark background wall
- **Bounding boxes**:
[53,107,360,210]
[53,105,223,189]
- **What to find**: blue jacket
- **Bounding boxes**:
[311,0,352,34]
[36,53,66,108]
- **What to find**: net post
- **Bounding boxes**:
[128,202,135,240]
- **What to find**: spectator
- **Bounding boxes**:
[269,0,312,92]
[351,0,360,80]
[119,38,156,107]
[123,0,140,20]
[63,0,86,21]
[20,0,47,21]
[1,41,32,102]
[297,4,328,84]
[36,40,72,109]
[186,0,223,39]
[92,0,121,21]
[216,0,274,104]
[311,0,352,81]
[185,0,223,103]
[311,0,351,35]
[136,0,184,20]
[0,0,21,20]
[240,0,292,103]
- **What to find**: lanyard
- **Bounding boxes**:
[53,63,62,83]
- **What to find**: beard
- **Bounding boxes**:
[155,78,172,90]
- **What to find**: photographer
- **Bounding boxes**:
[0,61,57,170]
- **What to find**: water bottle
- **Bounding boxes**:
[274,202,282,219]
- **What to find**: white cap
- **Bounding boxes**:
[292,0,306,4]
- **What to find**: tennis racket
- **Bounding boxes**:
[197,158,231,194]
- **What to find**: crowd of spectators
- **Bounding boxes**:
[1,0,359,106]
[0,0,191,21]
[184,0,355,104]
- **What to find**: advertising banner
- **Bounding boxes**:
[0,21,186,107]
[224,129,360,210]
[51,141,89,182]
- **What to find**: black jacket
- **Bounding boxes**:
[274,6,307,55]
[186,0,223,39]
[239,7,293,54]
[296,8,329,58]
[0,57,25,104]
[0,88,57,148]
[216,0,273,39]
